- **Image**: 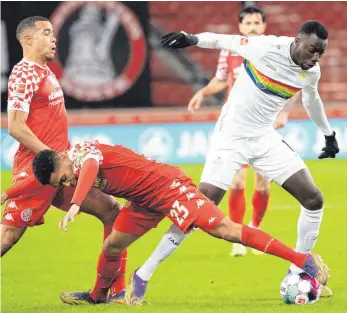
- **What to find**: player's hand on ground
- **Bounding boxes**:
[1,192,8,205]
[161,31,198,49]
[318,131,340,159]
[188,90,205,112]
[59,204,80,232]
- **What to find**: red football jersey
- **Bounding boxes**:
[68,141,186,208]
[215,49,244,98]
[7,59,69,173]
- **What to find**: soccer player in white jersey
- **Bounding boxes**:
[126,20,339,304]
[187,6,296,258]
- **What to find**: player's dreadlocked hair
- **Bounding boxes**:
[299,20,328,40]
[239,6,266,23]
[16,16,49,41]
[32,149,58,185]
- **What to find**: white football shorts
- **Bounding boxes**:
[200,130,306,190]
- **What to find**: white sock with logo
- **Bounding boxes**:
[290,205,323,273]
[136,224,192,281]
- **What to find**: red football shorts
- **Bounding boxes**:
[113,177,225,237]
[2,170,59,228]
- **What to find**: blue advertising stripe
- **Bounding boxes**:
[1,119,347,169]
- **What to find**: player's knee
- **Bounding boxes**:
[230,179,245,190]
[198,183,225,205]
[303,189,324,211]
[103,238,124,257]
[255,185,270,195]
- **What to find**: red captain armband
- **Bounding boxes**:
[71,158,99,207]
[6,175,42,199]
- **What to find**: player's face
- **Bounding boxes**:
[239,13,266,36]
[50,155,77,188]
[32,21,57,62]
[293,34,327,70]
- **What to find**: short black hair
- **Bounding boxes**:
[16,16,49,41]
[32,149,58,185]
[298,20,328,40]
[239,6,266,23]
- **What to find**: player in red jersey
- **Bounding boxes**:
[31,141,329,305]
[1,16,127,304]
[188,6,293,257]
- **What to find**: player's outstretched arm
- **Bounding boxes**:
[59,158,99,231]
[8,111,49,154]
[161,31,234,51]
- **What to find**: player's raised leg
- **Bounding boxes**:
[229,167,247,256]
[193,203,329,285]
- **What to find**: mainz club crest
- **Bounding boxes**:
[50,1,147,101]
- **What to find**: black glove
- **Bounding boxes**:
[318,131,340,159]
[161,31,198,49]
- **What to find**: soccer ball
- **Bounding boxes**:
[280,272,321,304]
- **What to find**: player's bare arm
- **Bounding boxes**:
[55,156,99,231]
[273,91,301,129]
[8,111,49,153]
[188,77,228,112]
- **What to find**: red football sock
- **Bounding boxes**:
[90,224,121,302]
[252,190,270,228]
[241,225,307,268]
[89,251,121,301]
[109,249,127,296]
[228,189,246,224]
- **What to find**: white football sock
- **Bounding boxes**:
[290,205,323,273]
[136,224,192,281]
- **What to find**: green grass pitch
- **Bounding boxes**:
[1,159,347,313]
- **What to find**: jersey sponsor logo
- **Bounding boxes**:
[4,213,14,221]
[7,201,17,209]
[21,209,32,222]
[51,1,147,101]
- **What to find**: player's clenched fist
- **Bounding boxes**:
[59,204,80,232]
[161,31,198,49]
